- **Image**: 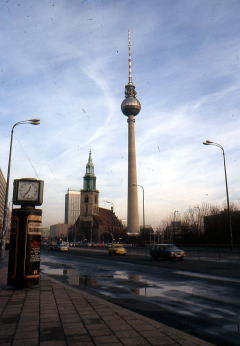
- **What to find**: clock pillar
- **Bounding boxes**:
[7,178,44,288]
[7,208,42,288]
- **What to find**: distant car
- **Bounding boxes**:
[49,241,69,252]
[108,244,127,256]
[73,242,83,247]
[94,243,105,247]
[150,244,185,260]
[69,242,78,247]
[57,242,69,252]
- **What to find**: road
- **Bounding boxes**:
[41,247,240,346]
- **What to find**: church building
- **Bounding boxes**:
[71,152,125,243]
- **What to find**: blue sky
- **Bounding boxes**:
[1,0,240,228]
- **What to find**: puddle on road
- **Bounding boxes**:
[132,284,195,298]
[41,262,233,309]
[41,264,99,288]
[41,263,196,299]
[41,261,240,344]
[41,263,149,295]
[113,271,129,280]
[41,261,72,269]
[135,286,164,297]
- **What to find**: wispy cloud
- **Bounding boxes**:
[1,0,240,227]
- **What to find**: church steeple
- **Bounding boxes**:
[86,150,94,176]
[83,150,96,191]
[81,151,99,218]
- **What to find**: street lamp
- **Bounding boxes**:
[0,119,40,256]
[203,139,233,249]
[172,210,179,243]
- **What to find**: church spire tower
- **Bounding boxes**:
[83,150,96,191]
[80,150,99,218]
[121,30,141,234]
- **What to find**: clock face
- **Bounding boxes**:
[17,181,39,201]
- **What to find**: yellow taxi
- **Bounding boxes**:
[108,244,127,256]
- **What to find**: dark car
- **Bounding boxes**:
[49,241,58,250]
[150,244,186,260]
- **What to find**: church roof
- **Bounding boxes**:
[74,207,123,229]
[93,207,123,228]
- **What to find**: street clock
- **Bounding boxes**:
[13,178,44,206]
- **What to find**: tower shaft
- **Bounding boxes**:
[127,115,139,233]
[121,30,141,234]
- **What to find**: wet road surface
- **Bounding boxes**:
[41,248,240,346]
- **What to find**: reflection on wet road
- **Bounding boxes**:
[41,250,240,346]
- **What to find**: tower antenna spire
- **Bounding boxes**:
[128,29,133,85]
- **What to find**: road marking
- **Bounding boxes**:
[174,271,240,283]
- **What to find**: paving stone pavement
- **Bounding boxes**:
[0,254,215,346]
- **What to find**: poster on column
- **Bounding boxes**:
[25,216,41,278]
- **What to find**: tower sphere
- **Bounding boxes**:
[121,96,141,116]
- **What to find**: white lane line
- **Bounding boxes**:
[174,270,240,283]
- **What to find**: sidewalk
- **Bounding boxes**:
[0,254,214,346]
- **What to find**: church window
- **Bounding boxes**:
[85,195,89,203]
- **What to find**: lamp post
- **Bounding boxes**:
[0,119,40,256]
[172,210,179,243]
[203,140,233,249]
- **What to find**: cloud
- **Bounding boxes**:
[1,0,240,227]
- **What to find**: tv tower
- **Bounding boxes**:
[121,30,141,234]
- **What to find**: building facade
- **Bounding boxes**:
[204,211,240,245]
[39,227,50,239]
[65,189,81,225]
[50,223,70,239]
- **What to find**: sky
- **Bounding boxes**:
[1,0,240,228]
